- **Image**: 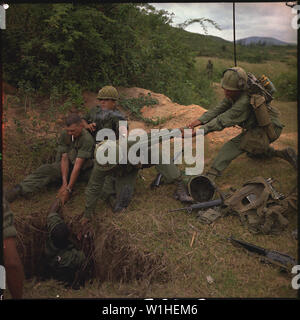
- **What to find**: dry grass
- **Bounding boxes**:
[2,66,298,299]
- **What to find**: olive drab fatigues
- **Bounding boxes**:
[19,128,95,195]
[198,92,284,173]
[82,107,181,217]
[83,137,181,219]
[45,212,85,283]
[3,196,17,239]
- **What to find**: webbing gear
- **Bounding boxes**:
[224,176,291,234]
[249,94,277,142]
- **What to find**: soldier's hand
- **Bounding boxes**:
[187,120,202,129]
[77,217,94,241]
[56,186,71,206]
[87,123,97,132]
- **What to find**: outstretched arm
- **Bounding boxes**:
[60,153,69,187]
[67,157,86,191]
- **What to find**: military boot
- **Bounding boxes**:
[203,167,221,182]
[173,181,194,203]
[5,184,23,203]
[109,185,133,213]
[275,147,298,170]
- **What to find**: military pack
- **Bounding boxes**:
[246,73,279,142]
[223,176,297,234]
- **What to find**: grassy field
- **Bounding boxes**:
[2,55,298,299]
[195,53,297,105]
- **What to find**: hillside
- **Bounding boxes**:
[3,82,298,299]
[237,36,293,46]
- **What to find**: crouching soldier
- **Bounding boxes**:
[42,199,87,289]
[6,113,95,204]
[187,67,297,180]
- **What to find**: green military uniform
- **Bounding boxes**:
[44,212,85,285]
[206,60,213,79]
[82,106,127,140]
[3,196,17,239]
[84,136,181,218]
[18,128,95,195]
[82,103,181,215]
[198,91,284,174]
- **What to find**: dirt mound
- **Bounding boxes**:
[115,86,242,142]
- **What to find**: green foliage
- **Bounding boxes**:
[120,94,172,125]
[13,118,24,134]
[273,71,297,101]
[3,3,218,107]
[17,80,36,111]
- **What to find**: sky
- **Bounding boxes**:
[149,2,298,44]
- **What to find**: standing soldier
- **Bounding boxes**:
[3,195,25,298]
[206,60,213,79]
[80,86,191,216]
[5,113,95,204]
[81,85,127,140]
[78,134,190,233]
[186,67,297,180]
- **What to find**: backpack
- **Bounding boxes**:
[224,176,296,234]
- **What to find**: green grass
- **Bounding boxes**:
[195,55,297,102]
[3,53,298,299]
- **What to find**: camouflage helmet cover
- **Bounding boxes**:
[97,86,119,100]
[221,67,248,91]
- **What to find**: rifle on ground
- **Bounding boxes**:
[229,237,296,271]
[168,198,223,213]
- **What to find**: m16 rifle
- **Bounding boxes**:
[229,237,296,271]
[168,198,224,214]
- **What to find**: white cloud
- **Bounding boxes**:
[150,2,297,43]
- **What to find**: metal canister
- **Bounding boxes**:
[258,74,276,95]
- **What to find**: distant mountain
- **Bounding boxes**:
[237,36,293,46]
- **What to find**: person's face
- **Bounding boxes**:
[66,122,83,138]
[223,89,242,101]
[99,99,116,110]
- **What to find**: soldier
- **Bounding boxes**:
[78,135,189,232]
[81,85,191,213]
[3,195,25,298]
[42,199,87,289]
[5,113,95,204]
[206,60,213,79]
[186,66,297,180]
[81,85,127,140]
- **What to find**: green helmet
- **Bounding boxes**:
[221,67,248,91]
[97,86,119,100]
[183,175,216,202]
